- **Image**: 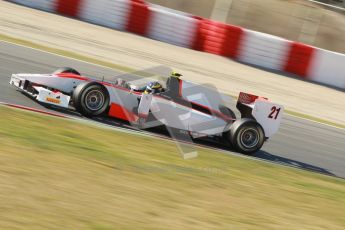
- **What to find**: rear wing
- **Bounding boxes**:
[237,92,284,137]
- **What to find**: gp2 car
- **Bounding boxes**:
[9,67,284,154]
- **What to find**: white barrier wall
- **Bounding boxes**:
[79,0,130,30]
[309,50,345,88]
[11,0,56,12]
[8,0,345,90]
[238,30,290,71]
[148,8,198,47]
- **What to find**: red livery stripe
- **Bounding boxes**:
[55,73,88,81]
[108,103,137,122]
[178,79,183,97]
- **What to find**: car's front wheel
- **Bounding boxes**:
[225,118,265,155]
[53,67,80,75]
[72,82,109,117]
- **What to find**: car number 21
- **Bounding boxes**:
[268,106,281,120]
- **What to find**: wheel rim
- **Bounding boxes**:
[84,90,105,111]
[239,128,259,149]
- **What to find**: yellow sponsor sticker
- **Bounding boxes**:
[46,97,61,104]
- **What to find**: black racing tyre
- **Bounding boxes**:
[226,118,265,155]
[53,67,80,75]
[72,82,110,117]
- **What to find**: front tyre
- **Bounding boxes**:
[227,118,265,155]
[73,82,110,117]
[53,67,80,75]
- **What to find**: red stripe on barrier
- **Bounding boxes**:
[192,19,219,53]
[126,2,151,35]
[192,18,243,58]
[284,42,315,77]
[56,0,83,17]
[223,24,243,58]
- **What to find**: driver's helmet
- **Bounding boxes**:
[145,81,163,94]
[171,71,183,78]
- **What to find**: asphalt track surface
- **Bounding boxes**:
[1,41,345,178]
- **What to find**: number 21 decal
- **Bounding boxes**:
[268,106,281,120]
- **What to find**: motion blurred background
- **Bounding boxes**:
[1,0,345,229]
[148,0,345,53]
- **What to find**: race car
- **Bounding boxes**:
[9,66,284,154]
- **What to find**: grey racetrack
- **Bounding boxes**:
[1,41,345,178]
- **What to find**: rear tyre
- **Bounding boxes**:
[226,118,265,155]
[72,82,109,117]
[53,67,80,75]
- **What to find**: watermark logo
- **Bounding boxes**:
[107,66,233,159]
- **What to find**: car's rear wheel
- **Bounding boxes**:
[53,67,80,75]
[225,118,265,155]
[72,82,109,117]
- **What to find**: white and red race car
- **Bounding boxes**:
[9,67,284,154]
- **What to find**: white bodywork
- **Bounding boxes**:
[10,74,74,108]
[10,74,84,93]
[34,86,70,108]
[252,100,284,137]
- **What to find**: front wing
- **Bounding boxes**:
[10,75,70,108]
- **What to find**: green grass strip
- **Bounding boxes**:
[0,105,344,229]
